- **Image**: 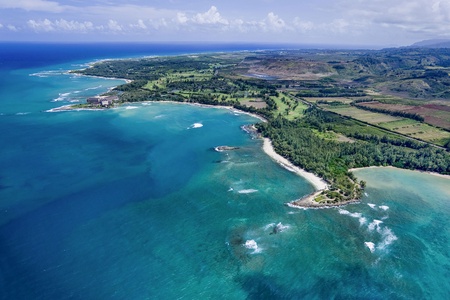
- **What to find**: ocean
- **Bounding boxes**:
[0,43,449,299]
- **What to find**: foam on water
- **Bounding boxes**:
[237,189,258,194]
[368,203,376,209]
[338,209,367,225]
[125,106,139,110]
[85,85,103,91]
[189,123,203,129]
[364,242,375,253]
[53,92,71,102]
[377,227,398,251]
[244,240,262,254]
[368,219,383,231]
[264,222,290,233]
[379,205,389,211]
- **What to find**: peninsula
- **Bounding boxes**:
[72,48,450,207]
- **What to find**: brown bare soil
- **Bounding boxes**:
[240,58,336,80]
[241,99,267,109]
[359,102,450,130]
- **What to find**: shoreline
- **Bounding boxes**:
[349,165,450,180]
[47,99,268,123]
[262,138,328,191]
[286,191,359,209]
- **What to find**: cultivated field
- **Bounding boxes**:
[325,105,403,123]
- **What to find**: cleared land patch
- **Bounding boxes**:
[325,105,403,123]
[358,101,450,130]
[379,119,450,145]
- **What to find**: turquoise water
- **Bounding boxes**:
[1,44,449,299]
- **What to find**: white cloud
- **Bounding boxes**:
[293,17,314,32]
[330,19,349,33]
[341,0,450,36]
[107,20,122,31]
[7,24,18,31]
[130,19,147,30]
[0,0,66,13]
[192,6,228,25]
[0,23,3,29]
[265,12,287,31]
[176,13,188,24]
[28,19,54,31]
[27,19,94,32]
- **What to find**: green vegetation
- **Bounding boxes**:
[73,48,450,204]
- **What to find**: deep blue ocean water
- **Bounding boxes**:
[0,43,449,299]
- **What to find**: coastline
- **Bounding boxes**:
[262,138,328,191]
[286,191,359,209]
[349,165,450,180]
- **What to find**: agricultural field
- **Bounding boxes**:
[357,101,450,130]
[325,105,450,146]
[378,119,450,146]
[303,97,360,104]
[325,105,403,123]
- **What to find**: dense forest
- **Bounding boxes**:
[257,107,450,202]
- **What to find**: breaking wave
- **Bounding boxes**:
[364,242,375,253]
[188,123,203,129]
[237,189,258,194]
[244,240,262,254]
[338,209,367,225]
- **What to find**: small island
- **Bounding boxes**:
[69,48,450,207]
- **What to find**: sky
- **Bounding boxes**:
[1,0,449,47]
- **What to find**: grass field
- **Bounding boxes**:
[325,105,450,146]
[303,97,357,104]
[326,105,402,123]
[272,93,308,120]
[379,119,450,145]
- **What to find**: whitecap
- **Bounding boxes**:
[85,85,102,91]
[263,223,276,230]
[15,112,30,115]
[227,187,234,192]
[189,123,203,129]
[377,227,398,250]
[368,203,376,209]
[379,205,389,211]
[244,240,262,253]
[274,222,290,232]
[368,219,383,231]
[238,189,258,194]
[364,242,375,253]
[338,209,366,225]
[125,106,139,110]
[52,92,71,102]
[30,70,65,77]
[364,192,369,197]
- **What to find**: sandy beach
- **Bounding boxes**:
[262,138,328,191]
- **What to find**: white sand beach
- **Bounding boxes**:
[262,138,328,191]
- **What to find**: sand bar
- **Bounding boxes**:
[262,138,328,191]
